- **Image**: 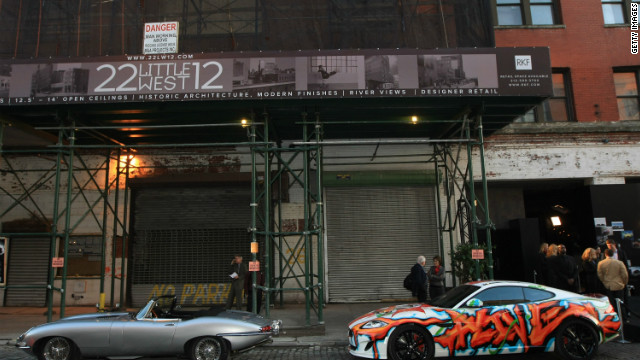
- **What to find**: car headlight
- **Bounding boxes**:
[361,320,389,329]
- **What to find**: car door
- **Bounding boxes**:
[114,317,180,356]
[459,286,528,355]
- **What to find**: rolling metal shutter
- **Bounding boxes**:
[5,237,50,306]
[130,186,251,307]
[325,186,439,302]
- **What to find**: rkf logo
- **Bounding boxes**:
[515,55,533,70]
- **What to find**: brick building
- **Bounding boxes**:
[482,0,640,282]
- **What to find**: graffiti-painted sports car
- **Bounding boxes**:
[348,281,621,360]
[16,295,281,360]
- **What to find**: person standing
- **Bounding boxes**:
[558,244,579,292]
[411,256,428,302]
[597,248,629,309]
[580,247,599,294]
[428,255,445,299]
[606,238,629,267]
[226,254,247,310]
[545,244,561,288]
[534,243,549,285]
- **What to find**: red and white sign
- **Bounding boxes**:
[249,261,260,272]
[471,249,484,260]
[143,21,179,55]
[52,257,64,268]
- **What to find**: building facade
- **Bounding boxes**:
[1,0,636,321]
[479,0,640,282]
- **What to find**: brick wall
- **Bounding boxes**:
[494,0,639,122]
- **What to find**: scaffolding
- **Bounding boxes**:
[0,0,493,58]
[0,107,494,326]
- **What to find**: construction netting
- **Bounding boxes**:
[0,0,494,59]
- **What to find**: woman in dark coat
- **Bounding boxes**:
[581,247,599,294]
[428,256,446,299]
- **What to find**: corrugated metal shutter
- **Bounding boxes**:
[5,237,50,306]
[325,186,439,302]
[130,186,251,307]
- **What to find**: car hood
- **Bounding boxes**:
[348,303,434,329]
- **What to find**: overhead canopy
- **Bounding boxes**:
[0,48,552,147]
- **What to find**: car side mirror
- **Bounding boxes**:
[465,298,484,308]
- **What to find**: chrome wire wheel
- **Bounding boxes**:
[555,320,599,360]
[191,336,226,360]
[41,337,72,360]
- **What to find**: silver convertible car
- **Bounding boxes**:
[16,295,281,360]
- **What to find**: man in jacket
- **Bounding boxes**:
[226,254,247,310]
[597,248,629,310]
[411,255,428,302]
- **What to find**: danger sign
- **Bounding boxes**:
[143,21,179,55]
[249,261,260,272]
[52,257,64,268]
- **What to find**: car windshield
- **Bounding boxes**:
[429,284,480,308]
[136,299,156,320]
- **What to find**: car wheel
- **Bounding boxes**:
[387,324,435,360]
[38,337,77,360]
[190,336,228,360]
[555,319,599,360]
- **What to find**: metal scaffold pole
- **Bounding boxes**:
[47,125,64,322]
[249,115,259,314]
[302,114,312,325]
[465,118,481,281]
[99,150,111,311]
[263,111,272,319]
[314,112,324,324]
[110,148,121,307]
[476,117,494,280]
[60,119,76,318]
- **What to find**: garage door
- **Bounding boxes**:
[4,237,50,306]
[326,186,439,302]
[130,186,252,307]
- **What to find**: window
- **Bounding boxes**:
[515,70,573,122]
[475,286,526,306]
[494,0,560,26]
[614,70,640,120]
[57,235,104,277]
[310,56,359,74]
[523,287,554,302]
[602,0,640,24]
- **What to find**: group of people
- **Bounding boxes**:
[535,238,630,308]
[411,255,446,302]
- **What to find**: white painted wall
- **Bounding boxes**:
[476,141,640,183]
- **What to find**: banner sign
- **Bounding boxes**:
[0,47,551,106]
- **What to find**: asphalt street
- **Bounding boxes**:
[2,341,639,360]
